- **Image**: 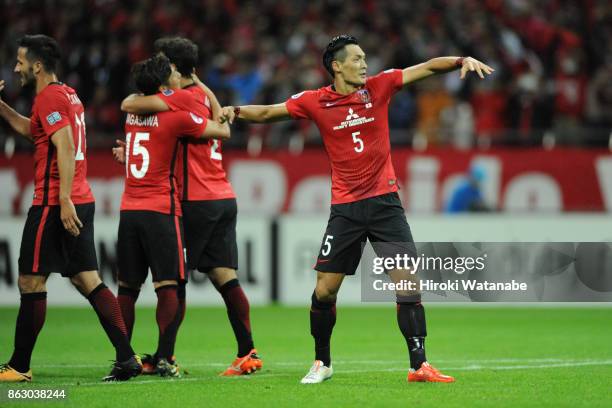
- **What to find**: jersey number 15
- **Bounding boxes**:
[125,132,150,179]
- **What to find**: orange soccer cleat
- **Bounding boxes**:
[0,364,32,382]
[407,362,455,383]
[220,349,263,376]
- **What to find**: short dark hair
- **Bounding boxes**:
[153,37,198,77]
[322,34,359,77]
[17,34,61,73]
[131,54,172,95]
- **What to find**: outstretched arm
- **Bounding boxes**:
[0,80,32,140]
[220,103,292,124]
[402,57,494,85]
[120,94,169,114]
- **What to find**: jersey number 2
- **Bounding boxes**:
[125,132,150,179]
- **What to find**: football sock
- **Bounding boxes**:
[177,281,187,327]
[87,283,135,362]
[218,279,254,357]
[155,285,181,360]
[117,286,140,341]
[396,301,427,370]
[310,292,336,367]
[8,292,47,373]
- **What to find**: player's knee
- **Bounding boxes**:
[153,280,178,290]
[118,280,142,291]
[208,267,236,287]
[315,283,340,302]
[70,271,102,295]
[18,275,46,293]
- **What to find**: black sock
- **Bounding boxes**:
[155,285,181,360]
[397,301,427,370]
[117,286,140,341]
[8,292,47,373]
[310,292,336,367]
[87,283,135,362]
[218,279,254,357]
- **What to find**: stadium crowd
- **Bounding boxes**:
[1,0,611,153]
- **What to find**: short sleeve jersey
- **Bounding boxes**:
[30,83,94,206]
[285,69,404,204]
[120,102,208,215]
[158,86,235,201]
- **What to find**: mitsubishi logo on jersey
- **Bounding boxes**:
[345,108,359,121]
[333,107,375,130]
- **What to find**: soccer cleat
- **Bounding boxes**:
[300,360,333,384]
[102,355,142,382]
[407,362,455,383]
[220,349,263,376]
[0,364,32,382]
[156,358,180,378]
[140,353,158,375]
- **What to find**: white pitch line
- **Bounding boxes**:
[29,359,612,387]
[31,357,600,369]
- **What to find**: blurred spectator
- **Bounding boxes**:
[445,164,489,213]
[0,0,610,152]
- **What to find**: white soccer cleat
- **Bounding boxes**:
[300,360,333,384]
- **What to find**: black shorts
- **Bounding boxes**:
[314,192,416,275]
[117,211,187,285]
[18,203,98,277]
[182,199,238,273]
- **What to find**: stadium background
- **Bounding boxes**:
[0,2,610,407]
[1,0,611,305]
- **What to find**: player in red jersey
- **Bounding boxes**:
[115,37,262,376]
[116,54,230,377]
[0,35,141,382]
[221,35,494,384]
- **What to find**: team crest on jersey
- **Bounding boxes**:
[46,112,62,125]
[356,89,371,103]
[162,89,174,96]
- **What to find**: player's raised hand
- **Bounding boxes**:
[220,106,236,124]
[112,139,126,164]
[460,57,494,80]
[60,197,83,237]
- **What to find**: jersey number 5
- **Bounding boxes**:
[352,131,364,153]
[125,132,150,179]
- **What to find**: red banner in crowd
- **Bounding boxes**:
[1,148,611,215]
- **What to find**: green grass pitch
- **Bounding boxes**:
[0,305,610,407]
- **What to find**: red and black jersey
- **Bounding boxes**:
[158,85,235,201]
[285,69,404,204]
[120,99,208,215]
[30,82,94,206]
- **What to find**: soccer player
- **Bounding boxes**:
[115,37,262,376]
[221,35,494,384]
[116,54,230,377]
[0,35,141,382]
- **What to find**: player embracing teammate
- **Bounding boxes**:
[114,37,262,376]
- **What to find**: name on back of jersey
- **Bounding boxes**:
[126,113,159,127]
